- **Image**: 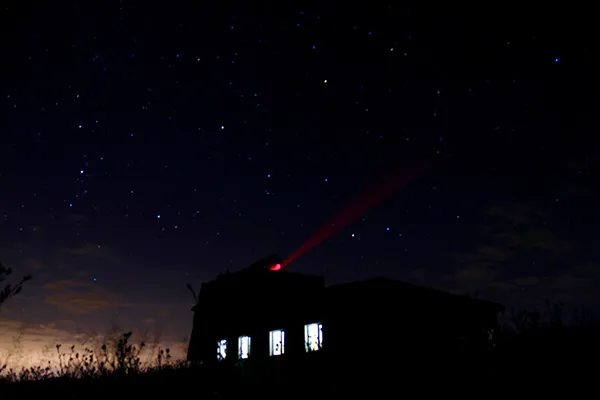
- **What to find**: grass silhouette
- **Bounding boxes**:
[1,302,598,397]
[0,331,181,382]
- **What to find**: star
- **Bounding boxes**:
[0,1,595,371]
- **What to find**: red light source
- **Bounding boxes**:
[270,263,281,271]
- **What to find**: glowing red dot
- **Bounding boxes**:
[270,263,281,271]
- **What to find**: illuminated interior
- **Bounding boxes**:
[238,335,251,359]
[269,329,285,356]
[304,322,323,352]
[217,339,227,360]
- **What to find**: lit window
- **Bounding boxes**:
[217,339,227,360]
[269,329,285,356]
[304,322,323,352]
[238,336,251,359]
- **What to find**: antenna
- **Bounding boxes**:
[186,283,198,304]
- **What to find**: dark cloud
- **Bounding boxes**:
[486,203,549,226]
[60,243,128,270]
[43,280,90,290]
[62,243,99,256]
[444,196,600,310]
[43,279,130,314]
[28,260,45,270]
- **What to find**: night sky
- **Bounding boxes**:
[1,1,599,367]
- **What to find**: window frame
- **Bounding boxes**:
[217,339,227,360]
[304,322,323,352]
[238,335,251,359]
[269,329,285,356]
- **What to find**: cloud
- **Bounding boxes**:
[486,202,551,225]
[43,280,90,290]
[156,310,170,318]
[60,243,127,271]
[474,245,513,263]
[441,199,594,306]
[544,262,600,300]
[483,262,600,310]
[62,242,116,258]
[44,292,126,314]
[559,182,598,198]
[406,265,499,295]
[450,265,501,286]
[493,229,574,255]
[62,243,97,256]
[512,276,541,286]
[27,260,45,270]
[43,279,130,314]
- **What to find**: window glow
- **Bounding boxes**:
[269,329,285,356]
[238,336,251,359]
[217,339,227,360]
[304,322,323,352]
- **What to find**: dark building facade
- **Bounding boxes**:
[187,255,503,375]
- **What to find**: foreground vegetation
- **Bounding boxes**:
[0,331,180,382]
[1,303,599,398]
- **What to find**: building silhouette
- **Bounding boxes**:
[187,255,503,377]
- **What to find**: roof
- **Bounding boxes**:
[190,256,504,313]
[327,276,504,312]
[191,262,324,312]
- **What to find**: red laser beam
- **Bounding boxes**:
[281,159,435,268]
